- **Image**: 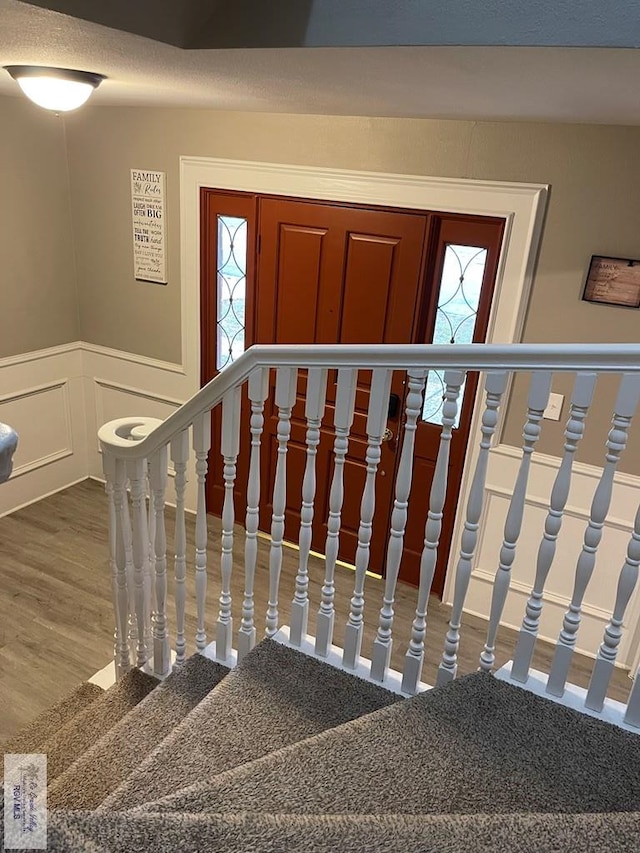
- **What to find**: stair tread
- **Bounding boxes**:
[100,638,398,812]
[40,667,159,782]
[138,671,640,818]
[1,682,104,756]
[46,810,640,853]
[48,654,229,810]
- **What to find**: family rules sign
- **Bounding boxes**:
[131,169,167,284]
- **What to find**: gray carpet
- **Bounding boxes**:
[139,672,640,817]
[100,639,399,812]
[5,642,640,852]
[47,654,229,810]
[46,810,640,853]
[1,682,103,756]
[39,667,158,782]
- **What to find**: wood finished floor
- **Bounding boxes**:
[0,478,632,741]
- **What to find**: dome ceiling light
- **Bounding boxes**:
[3,65,105,112]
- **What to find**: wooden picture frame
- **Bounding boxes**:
[582,255,640,309]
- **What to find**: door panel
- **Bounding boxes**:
[257,198,429,575]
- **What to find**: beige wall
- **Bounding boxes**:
[63,107,640,471]
[0,96,78,358]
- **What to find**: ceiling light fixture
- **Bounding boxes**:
[3,65,105,112]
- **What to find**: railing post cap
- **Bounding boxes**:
[98,417,164,453]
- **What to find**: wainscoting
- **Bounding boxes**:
[2,342,639,669]
[453,443,640,670]
[0,343,87,517]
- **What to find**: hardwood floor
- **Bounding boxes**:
[0,478,632,741]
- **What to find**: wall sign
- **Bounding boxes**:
[582,255,640,308]
[131,169,167,284]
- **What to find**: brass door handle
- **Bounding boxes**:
[382,427,394,443]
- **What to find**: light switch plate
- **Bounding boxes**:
[544,392,564,421]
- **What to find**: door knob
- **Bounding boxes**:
[382,427,394,443]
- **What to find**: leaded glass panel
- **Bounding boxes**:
[422,244,488,426]
[216,215,247,371]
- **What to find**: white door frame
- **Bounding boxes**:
[179,157,549,603]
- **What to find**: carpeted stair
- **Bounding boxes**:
[47,653,229,809]
[138,669,640,818]
[3,638,640,852]
[44,810,640,853]
[37,667,158,782]
[100,638,399,811]
[1,682,103,756]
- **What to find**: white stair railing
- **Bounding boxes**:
[149,446,171,677]
[193,413,212,654]
[370,369,427,683]
[171,430,189,666]
[437,370,507,686]
[238,368,269,660]
[585,502,640,712]
[291,368,328,648]
[266,368,298,639]
[479,371,552,673]
[216,387,242,662]
[103,453,131,679]
[316,368,357,657]
[546,373,640,697]
[402,370,464,694]
[343,368,393,670]
[98,343,640,727]
[511,373,597,683]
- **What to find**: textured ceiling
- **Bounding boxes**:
[2,0,640,123]
[16,0,640,49]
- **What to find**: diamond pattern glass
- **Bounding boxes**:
[422,244,488,426]
[216,215,247,371]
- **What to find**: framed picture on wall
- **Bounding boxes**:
[582,255,640,308]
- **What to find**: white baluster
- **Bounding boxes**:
[479,371,552,673]
[370,369,426,682]
[291,368,328,647]
[265,368,298,638]
[217,387,242,662]
[121,476,137,658]
[586,503,640,712]
[402,371,464,694]
[547,373,640,697]
[438,371,507,686]
[128,458,151,668]
[144,464,154,662]
[238,369,269,660]
[103,452,130,679]
[343,369,393,669]
[511,373,597,683]
[171,430,189,666]
[315,369,358,657]
[193,413,212,653]
[149,446,171,678]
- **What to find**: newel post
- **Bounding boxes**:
[98,416,163,676]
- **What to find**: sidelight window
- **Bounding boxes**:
[422,244,488,426]
[216,215,247,371]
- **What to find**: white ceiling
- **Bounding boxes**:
[2,0,640,124]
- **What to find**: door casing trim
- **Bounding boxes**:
[180,157,549,604]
